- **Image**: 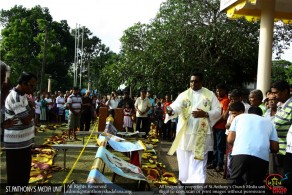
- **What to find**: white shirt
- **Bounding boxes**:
[226,101,250,123]
[45,98,53,110]
[263,108,276,123]
[67,94,82,114]
[135,97,151,117]
[96,99,100,109]
[4,89,35,149]
[230,114,278,161]
[35,101,41,114]
[242,101,251,113]
[106,98,120,110]
[225,101,250,135]
[56,96,65,108]
[286,125,292,154]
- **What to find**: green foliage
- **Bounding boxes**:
[0,5,74,92]
[272,60,292,84]
[273,22,292,59]
[285,65,292,84]
[116,0,261,96]
[0,5,116,94]
[1,8,36,80]
[1,1,291,95]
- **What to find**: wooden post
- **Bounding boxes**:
[98,107,108,132]
[114,108,124,132]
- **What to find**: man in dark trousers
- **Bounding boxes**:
[4,72,37,186]
[227,104,279,185]
[80,90,92,131]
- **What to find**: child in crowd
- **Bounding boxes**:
[56,92,65,123]
[154,101,164,139]
[45,93,54,122]
[224,102,244,179]
[40,95,47,122]
[65,109,69,122]
[123,102,133,132]
[34,96,41,126]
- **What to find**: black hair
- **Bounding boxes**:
[248,106,263,116]
[229,102,245,112]
[216,83,227,91]
[191,71,204,81]
[73,86,79,90]
[229,89,242,97]
[271,80,290,92]
[265,89,271,96]
[17,72,37,85]
[123,87,130,94]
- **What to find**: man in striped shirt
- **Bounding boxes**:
[4,72,37,186]
[271,80,292,175]
[67,86,82,140]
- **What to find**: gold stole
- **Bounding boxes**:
[167,88,212,160]
[194,117,209,160]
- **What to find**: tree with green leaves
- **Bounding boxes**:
[115,0,262,96]
[105,0,291,97]
[0,5,74,92]
[272,60,292,84]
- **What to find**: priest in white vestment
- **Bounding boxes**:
[166,72,221,184]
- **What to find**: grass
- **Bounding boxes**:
[0,121,152,194]
[0,120,228,195]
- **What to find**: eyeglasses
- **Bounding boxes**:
[190,80,200,83]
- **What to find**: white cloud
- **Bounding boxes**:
[1,0,165,52]
[281,47,292,62]
[1,0,291,62]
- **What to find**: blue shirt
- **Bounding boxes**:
[230,113,278,161]
[147,98,155,115]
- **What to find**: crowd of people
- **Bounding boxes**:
[0,60,179,186]
[164,72,291,193]
[1,60,291,193]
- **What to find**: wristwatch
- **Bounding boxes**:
[205,112,209,118]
